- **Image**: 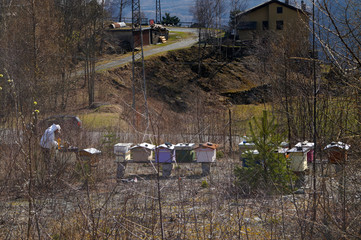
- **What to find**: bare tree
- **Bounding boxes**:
[118,0,130,22]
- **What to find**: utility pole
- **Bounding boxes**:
[131,0,148,130]
[156,0,161,23]
[311,0,318,237]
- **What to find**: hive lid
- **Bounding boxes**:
[130,142,155,150]
[242,149,259,155]
[157,143,175,150]
[276,147,289,154]
[324,142,350,150]
[287,146,310,153]
[295,141,314,149]
[238,141,255,146]
[195,142,218,150]
[175,143,195,149]
[114,143,133,147]
[81,148,101,154]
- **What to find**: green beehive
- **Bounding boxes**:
[175,143,195,163]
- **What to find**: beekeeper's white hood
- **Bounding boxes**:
[49,124,61,134]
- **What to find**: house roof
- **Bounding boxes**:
[237,0,308,17]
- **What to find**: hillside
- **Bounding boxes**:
[92,46,261,114]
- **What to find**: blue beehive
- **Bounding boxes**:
[155,143,175,163]
[241,149,260,167]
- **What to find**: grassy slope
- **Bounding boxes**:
[69,45,262,130]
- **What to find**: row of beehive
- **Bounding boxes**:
[114,142,218,163]
[239,140,350,172]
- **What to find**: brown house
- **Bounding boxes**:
[108,27,151,48]
[108,26,169,49]
[236,0,309,41]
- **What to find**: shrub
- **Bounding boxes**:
[201,179,209,188]
[216,150,224,159]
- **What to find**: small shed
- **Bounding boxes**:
[195,142,218,163]
[130,143,155,162]
[324,142,350,164]
[295,141,314,163]
[287,145,310,172]
[150,24,169,44]
[114,143,132,162]
[155,143,175,163]
[107,27,151,48]
[174,143,195,163]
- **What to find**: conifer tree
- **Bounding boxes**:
[235,110,294,194]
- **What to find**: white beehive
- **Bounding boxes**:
[287,145,310,172]
[114,143,133,155]
[114,143,132,162]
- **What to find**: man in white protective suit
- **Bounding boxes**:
[40,124,61,175]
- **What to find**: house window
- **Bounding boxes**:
[262,21,269,30]
[238,21,257,30]
[276,20,284,30]
[277,7,283,13]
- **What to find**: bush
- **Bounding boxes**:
[201,180,209,188]
[216,150,224,159]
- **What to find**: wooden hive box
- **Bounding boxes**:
[295,141,314,163]
[114,143,132,162]
[241,149,261,167]
[175,143,195,163]
[238,141,256,160]
[324,142,350,164]
[195,142,218,163]
[79,148,101,166]
[155,143,175,163]
[130,143,155,162]
[287,146,309,172]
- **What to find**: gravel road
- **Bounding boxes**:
[95,27,198,71]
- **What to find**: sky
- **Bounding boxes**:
[108,0,313,24]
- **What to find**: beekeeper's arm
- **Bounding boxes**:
[50,135,58,148]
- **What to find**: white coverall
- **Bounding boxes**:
[40,124,61,149]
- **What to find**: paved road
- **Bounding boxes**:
[95,27,198,72]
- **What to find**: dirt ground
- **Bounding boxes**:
[2,149,357,240]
